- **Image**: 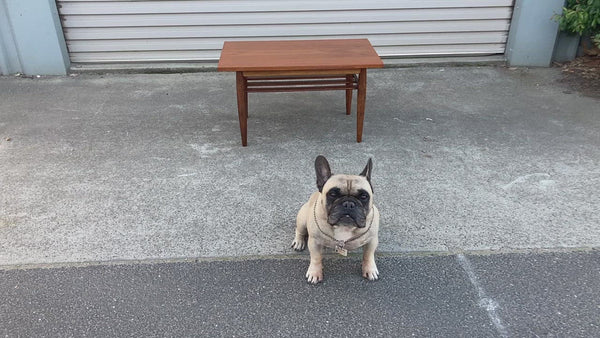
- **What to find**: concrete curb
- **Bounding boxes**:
[2,246,597,271]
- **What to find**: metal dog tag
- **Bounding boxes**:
[335,241,348,256]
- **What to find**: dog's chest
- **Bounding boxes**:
[331,227,369,250]
[332,227,355,242]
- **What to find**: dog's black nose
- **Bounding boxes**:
[343,200,356,210]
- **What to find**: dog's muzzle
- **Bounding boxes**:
[327,196,367,227]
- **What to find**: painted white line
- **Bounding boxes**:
[457,254,509,338]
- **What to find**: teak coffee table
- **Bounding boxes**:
[217,39,383,146]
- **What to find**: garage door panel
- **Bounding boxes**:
[69,44,507,63]
[59,0,514,15]
[65,21,511,40]
[61,8,513,28]
[57,0,514,63]
[68,32,508,52]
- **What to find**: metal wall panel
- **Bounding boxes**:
[56,0,515,63]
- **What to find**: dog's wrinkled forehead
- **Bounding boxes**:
[324,174,372,195]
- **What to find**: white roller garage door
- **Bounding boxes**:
[57,0,514,63]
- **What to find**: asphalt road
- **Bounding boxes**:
[2,251,599,337]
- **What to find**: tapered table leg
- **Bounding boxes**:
[236,71,248,146]
[345,74,353,115]
[356,68,367,143]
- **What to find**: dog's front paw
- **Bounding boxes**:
[291,236,306,251]
[305,264,323,284]
[362,262,379,281]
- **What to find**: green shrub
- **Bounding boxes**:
[555,0,600,48]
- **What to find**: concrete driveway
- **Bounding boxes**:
[2,66,599,265]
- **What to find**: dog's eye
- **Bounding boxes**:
[360,193,369,200]
[328,191,338,198]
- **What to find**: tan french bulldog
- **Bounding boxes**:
[292,155,380,284]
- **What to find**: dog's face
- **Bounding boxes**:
[315,156,374,228]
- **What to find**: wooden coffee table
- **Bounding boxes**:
[217,39,383,146]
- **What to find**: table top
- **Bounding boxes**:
[217,39,383,72]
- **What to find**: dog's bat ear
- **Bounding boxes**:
[360,158,373,182]
[315,155,332,192]
[360,158,374,193]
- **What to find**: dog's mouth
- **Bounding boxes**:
[328,214,365,228]
[327,196,368,228]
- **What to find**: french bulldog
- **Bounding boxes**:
[292,155,380,283]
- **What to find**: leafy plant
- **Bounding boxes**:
[555,0,600,48]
